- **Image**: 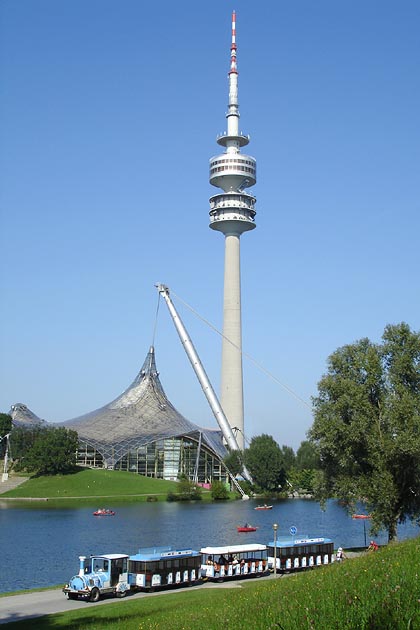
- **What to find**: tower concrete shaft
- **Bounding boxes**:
[209,12,257,450]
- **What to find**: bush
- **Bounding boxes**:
[211,480,229,500]
[166,478,202,502]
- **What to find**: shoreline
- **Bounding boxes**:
[0,493,170,501]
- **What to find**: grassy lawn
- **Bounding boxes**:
[1,469,181,500]
[4,537,420,629]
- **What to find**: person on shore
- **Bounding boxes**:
[336,547,346,562]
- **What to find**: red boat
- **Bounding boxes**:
[352,514,371,519]
[93,509,116,516]
[254,504,273,511]
[237,524,258,532]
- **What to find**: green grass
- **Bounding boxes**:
[4,537,420,629]
[1,469,180,500]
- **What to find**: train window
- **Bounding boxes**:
[93,559,108,572]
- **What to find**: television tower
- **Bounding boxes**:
[209,11,257,450]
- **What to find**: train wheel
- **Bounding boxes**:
[89,587,100,603]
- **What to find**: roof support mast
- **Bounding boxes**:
[156,284,252,491]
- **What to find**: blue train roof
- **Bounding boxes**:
[129,546,200,561]
[266,537,333,548]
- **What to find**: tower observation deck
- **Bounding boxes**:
[209,12,257,450]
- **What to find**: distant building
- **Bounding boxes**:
[9,404,47,429]
[10,347,228,483]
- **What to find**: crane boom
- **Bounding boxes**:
[156,284,252,488]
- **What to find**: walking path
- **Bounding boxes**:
[0,476,28,495]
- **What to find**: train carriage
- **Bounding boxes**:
[128,546,202,591]
[200,543,269,581]
[267,537,335,572]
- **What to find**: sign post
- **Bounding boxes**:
[272,523,278,576]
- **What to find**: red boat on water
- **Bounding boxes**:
[254,504,273,511]
[237,524,258,532]
[352,514,371,519]
[93,509,116,516]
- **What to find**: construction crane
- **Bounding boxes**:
[156,284,252,496]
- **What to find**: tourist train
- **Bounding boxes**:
[63,537,335,602]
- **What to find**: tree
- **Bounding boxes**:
[0,413,12,437]
[23,427,79,475]
[287,467,316,494]
[309,323,420,541]
[244,434,285,492]
[223,450,243,477]
[9,426,46,465]
[285,441,320,495]
[0,413,12,458]
[280,445,296,473]
[295,440,320,470]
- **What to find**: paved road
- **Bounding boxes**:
[0,589,88,625]
[0,580,247,626]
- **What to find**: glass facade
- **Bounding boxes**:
[76,435,228,484]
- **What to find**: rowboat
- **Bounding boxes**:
[352,514,371,519]
[93,509,116,516]
[254,505,273,510]
[237,524,258,532]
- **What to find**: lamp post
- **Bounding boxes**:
[273,523,278,576]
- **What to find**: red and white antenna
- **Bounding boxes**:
[229,10,238,75]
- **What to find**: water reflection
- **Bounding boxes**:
[0,499,418,593]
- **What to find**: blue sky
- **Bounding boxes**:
[1,0,419,451]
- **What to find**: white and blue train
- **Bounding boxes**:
[63,536,335,602]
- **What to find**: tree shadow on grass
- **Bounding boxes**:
[1,598,185,630]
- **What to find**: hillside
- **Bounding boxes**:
[0,468,180,500]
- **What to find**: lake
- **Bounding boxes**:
[0,498,418,593]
